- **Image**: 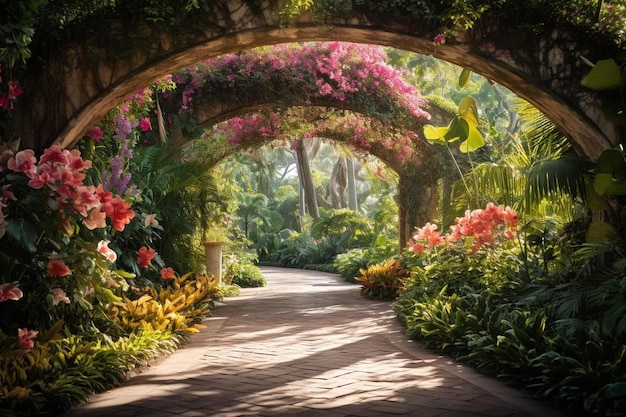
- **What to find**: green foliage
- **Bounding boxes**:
[230,264,266,288]
[397,207,626,415]
[310,209,375,249]
[334,236,398,282]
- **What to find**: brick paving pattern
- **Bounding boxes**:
[63,267,569,417]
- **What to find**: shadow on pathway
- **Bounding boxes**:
[63,267,570,417]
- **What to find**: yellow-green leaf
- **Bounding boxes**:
[459,122,485,153]
[423,124,450,144]
[459,68,471,88]
[458,96,479,127]
[581,59,623,90]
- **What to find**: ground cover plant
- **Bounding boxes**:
[395,196,626,416]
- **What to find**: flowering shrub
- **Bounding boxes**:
[0,145,141,334]
[403,203,520,297]
[409,202,518,255]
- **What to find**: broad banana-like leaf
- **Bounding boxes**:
[586,221,618,243]
[459,68,471,88]
[597,148,626,175]
[581,59,623,90]
[458,96,479,127]
[458,119,485,153]
[594,172,626,196]
[424,123,452,144]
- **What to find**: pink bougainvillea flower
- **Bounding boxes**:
[139,118,152,132]
[160,267,176,279]
[18,328,38,349]
[7,149,37,177]
[51,288,71,306]
[97,240,117,263]
[433,34,446,45]
[8,80,23,99]
[137,246,156,268]
[87,126,104,142]
[48,259,72,277]
[0,282,23,302]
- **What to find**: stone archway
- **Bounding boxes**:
[14,0,620,160]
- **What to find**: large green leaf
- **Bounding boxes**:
[596,148,626,175]
[594,172,626,196]
[581,59,623,90]
[586,221,617,243]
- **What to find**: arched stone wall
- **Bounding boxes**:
[14,0,620,161]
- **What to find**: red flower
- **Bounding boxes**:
[18,328,38,349]
[48,259,72,277]
[139,118,152,132]
[102,196,135,232]
[160,267,176,279]
[137,246,156,268]
[88,126,104,142]
[0,282,23,302]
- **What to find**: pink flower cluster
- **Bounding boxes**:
[410,203,518,254]
[0,65,24,110]
[4,145,135,233]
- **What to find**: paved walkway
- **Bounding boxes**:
[64,267,569,417]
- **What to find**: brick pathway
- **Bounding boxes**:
[63,267,569,417]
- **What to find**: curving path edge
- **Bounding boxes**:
[63,267,569,417]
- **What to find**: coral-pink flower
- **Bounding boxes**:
[39,145,69,166]
[160,267,176,279]
[51,288,71,305]
[18,328,38,349]
[137,246,156,268]
[48,259,72,277]
[0,282,23,302]
[7,149,37,177]
[97,240,117,262]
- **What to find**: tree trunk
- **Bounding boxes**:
[294,138,319,218]
[347,157,358,211]
[397,171,439,251]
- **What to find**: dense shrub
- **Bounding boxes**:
[231,264,266,288]
[356,259,410,299]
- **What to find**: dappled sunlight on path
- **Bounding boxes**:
[63,267,567,417]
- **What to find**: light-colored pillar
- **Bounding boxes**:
[203,242,223,285]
